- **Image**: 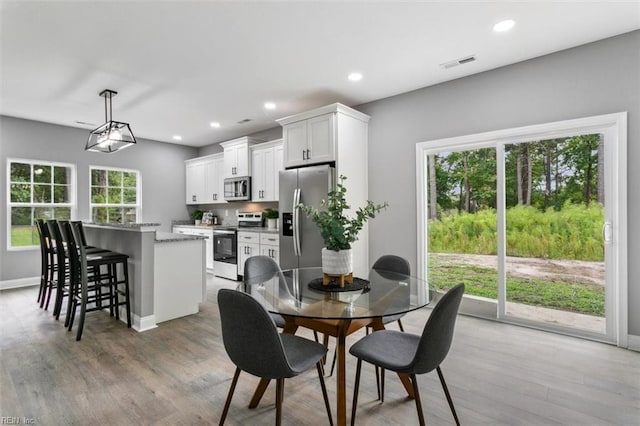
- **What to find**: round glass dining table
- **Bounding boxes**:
[241,266,433,426]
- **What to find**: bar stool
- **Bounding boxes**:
[64,222,132,341]
[46,220,69,317]
[36,219,54,307]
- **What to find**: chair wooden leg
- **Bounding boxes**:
[350,359,362,426]
[397,319,405,332]
[275,378,284,426]
[436,366,460,426]
[410,374,425,426]
[219,367,241,426]
[317,362,333,426]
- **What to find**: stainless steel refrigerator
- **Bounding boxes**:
[279,164,334,270]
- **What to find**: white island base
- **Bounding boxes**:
[154,236,206,324]
[84,224,206,331]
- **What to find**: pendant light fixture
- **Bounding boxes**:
[85,89,136,153]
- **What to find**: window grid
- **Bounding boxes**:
[7,159,76,249]
[90,166,140,224]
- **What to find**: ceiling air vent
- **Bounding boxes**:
[441,54,476,69]
[237,118,252,124]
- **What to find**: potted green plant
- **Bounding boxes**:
[298,175,388,277]
[191,209,204,226]
[263,208,279,230]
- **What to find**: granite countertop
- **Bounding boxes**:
[155,231,206,243]
[84,222,161,231]
[172,224,235,230]
[237,227,279,234]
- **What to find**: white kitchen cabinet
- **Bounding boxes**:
[185,153,226,205]
[251,140,284,202]
[237,230,280,276]
[185,159,206,204]
[237,231,260,276]
[173,226,214,271]
[280,113,334,168]
[220,137,262,178]
[259,232,279,264]
[205,154,225,203]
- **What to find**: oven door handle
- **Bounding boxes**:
[293,188,301,256]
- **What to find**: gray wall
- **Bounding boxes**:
[0,116,198,281]
[357,31,640,335]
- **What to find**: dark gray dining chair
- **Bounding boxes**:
[349,283,465,426]
[329,255,411,382]
[243,255,287,328]
[217,289,333,425]
[371,255,411,331]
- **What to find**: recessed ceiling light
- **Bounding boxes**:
[348,72,363,82]
[264,102,276,110]
[172,135,183,141]
[210,122,221,128]
[493,19,515,32]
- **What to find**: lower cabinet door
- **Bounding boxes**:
[260,245,279,265]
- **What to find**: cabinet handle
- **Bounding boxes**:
[306,149,310,159]
[302,149,306,160]
[192,195,197,202]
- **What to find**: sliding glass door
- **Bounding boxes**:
[501,135,607,336]
[418,113,626,345]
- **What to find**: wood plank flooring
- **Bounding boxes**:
[1,277,638,425]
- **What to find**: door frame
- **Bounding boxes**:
[416,112,628,347]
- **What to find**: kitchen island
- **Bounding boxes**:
[84,223,206,331]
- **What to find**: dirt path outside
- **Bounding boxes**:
[432,253,605,286]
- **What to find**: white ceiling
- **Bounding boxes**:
[1,1,639,148]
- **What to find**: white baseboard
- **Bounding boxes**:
[0,276,39,290]
[133,314,157,332]
[628,334,640,352]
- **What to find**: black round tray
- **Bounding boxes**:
[308,277,370,292]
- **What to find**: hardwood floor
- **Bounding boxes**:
[1,277,638,425]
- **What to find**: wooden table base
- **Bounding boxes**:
[248,316,414,426]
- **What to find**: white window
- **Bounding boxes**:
[7,159,76,250]
[90,166,141,224]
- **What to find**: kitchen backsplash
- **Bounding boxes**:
[186,201,278,226]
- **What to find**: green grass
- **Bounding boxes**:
[429,203,604,261]
[428,258,604,316]
[11,225,37,247]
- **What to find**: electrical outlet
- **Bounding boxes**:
[225,209,228,217]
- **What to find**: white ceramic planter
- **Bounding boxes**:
[267,218,278,230]
[321,248,353,275]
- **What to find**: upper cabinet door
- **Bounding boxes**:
[212,155,226,203]
[251,148,265,201]
[307,113,334,164]
[185,161,205,204]
[251,141,283,202]
[221,137,260,178]
[282,113,335,168]
[235,143,249,176]
[283,121,307,167]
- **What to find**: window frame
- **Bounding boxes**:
[89,165,141,224]
[6,158,77,251]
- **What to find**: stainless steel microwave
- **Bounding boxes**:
[224,176,251,201]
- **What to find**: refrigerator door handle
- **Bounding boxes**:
[293,188,301,256]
